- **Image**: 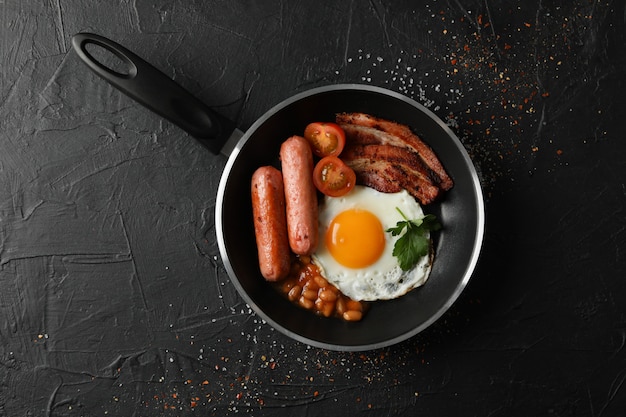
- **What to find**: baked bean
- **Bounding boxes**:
[303,280,319,292]
[335,297,346,315]
[288,285,302,301]
[302,289,318,301]
[274,255,366,321]
[316,299,335,317]
[346,300,363,312]
[318,289,337,302]
[314,275,328,288]
[343,310,363,322]
[299,296,315,309]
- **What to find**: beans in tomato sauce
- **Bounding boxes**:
[275,255,367,321]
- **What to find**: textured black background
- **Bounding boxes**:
[1,1,625,416]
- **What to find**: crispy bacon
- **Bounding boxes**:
[341,144,442,205]
[337,112,454,191]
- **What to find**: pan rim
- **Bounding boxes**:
[215,83,485,351]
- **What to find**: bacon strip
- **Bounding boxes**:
[341,144,442,205]
[337,112,453,191]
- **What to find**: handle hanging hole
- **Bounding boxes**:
[83,41,136,78]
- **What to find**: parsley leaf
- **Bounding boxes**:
[386,208,441,271]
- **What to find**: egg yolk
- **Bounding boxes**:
[326,209,385,268]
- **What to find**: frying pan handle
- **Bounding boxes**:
[71,32,236,155]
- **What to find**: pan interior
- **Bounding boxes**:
[216,85,484,351]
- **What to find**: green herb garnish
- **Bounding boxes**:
[386,208,442,271]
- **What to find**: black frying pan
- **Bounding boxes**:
[72,33,485,351]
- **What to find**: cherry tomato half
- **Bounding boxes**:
[313,156,356,197]
[303,122,346,158]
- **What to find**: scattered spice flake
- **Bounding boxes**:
[556,149,563,155]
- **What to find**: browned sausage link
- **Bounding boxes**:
[280,136,319,255]
[251,166,291,281]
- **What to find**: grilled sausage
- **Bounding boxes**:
[251,166,291,281]
[280,136,319,255]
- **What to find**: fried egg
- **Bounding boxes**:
[312,185,433,301]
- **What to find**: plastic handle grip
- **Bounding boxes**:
[71,32,236,154]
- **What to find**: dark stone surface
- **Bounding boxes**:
[1,1,625,415]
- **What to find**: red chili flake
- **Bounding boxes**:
[504,43,512,50]
[450,58,458,65]
[313,391,319,397]
[202,380,209,385]
[477,14,483,25]
[524,22,532,27]
[556,149,563,155]
[236,392,243,400]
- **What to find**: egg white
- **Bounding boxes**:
[312,185,433,301]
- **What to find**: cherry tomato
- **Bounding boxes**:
[313,156,356,197]
[303,122,346,158]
